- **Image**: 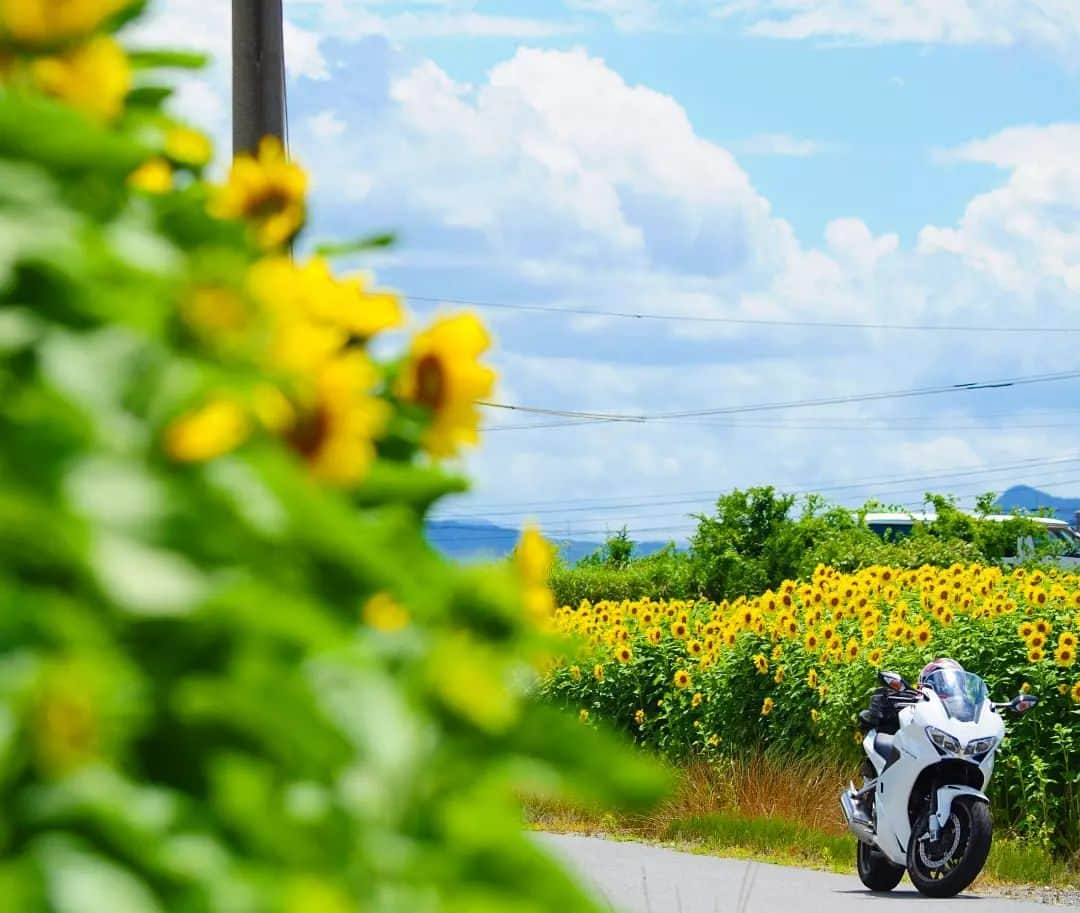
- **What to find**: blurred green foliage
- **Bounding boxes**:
[0,4,666,911]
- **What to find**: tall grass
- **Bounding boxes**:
[525,754,1080,887]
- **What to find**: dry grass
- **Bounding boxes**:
[526,754,850,841]
[525,754,1080,890]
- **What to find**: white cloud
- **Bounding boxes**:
[284,21,330,80]
[309,109,346,139]
[565,0,663,32]
[288,1,581,39]
[735,132,825,157]
[920,124,1080,293]
[713,0,1080,53]
[283,44,1080,524]
[302,46,795,279]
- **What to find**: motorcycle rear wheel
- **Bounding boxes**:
[907,797,992,898]
[856,841,905,892]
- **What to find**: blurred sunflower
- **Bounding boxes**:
[396,313,496,458]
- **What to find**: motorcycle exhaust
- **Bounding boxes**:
[840,788,875,844]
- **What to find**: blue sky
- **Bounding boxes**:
[138,1,1080,544]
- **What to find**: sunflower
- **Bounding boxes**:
[128,157,173,194]
[1028,647,1045,664]
[593,664,604,682]
[845,639,860,662]
[868,647,884,667]
[914,625,932,647]
[674,669,691,689]
[761,697,774,717]
[1054,645,1075,668]
[30,34,131,122]
[281,353,390,485]
[1060,632,1078,650]
[165,397,250,463]
[687,639,704,657]
[646,626,662,645]
[1028,633,1046,650]
[514,526,554,591]
[804,630,820,652]
[810,708,820,724]
[634,709,645,725]
[396,314,496,458]
[165,126,213,168]
[579,709,589,723]
[691,692,704,708]
[1072,681,1080,704]
[1035,618,1052,636]
[615,645,632,664]
[211,137,307,249]
[0,0,131,45]
[807,668,819,689]
[569,665,581,681]
[1018,621,1035,639]
[774,666,785,684]
[753,654,769,675]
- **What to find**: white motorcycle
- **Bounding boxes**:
[840,668,1038,897]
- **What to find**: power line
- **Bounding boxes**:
[477,368,1080,424]
[409,294,1080,335]
[483,417,1080,433]
[437,452,1080,516]
[434,453,1080,523]
[434,475,1080,544]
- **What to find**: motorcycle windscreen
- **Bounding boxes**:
[924,669,988,723]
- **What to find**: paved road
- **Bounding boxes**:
[540,833,1071,913]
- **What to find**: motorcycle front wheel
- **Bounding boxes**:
[906,797,992,898]
[857,840,905,892]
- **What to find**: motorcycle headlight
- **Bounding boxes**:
[925,726,962,755]
[964,736,998,758]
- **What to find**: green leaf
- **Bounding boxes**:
[127,50,209,71]
[352,460,467,512]
[126,86,174,109]
[0,95,145,177]
[312,233,397,258]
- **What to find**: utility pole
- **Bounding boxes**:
[231,0,286,156]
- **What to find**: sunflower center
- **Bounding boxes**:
[285,407,330,460]
[248,186,294,220]
[415,353,447,411]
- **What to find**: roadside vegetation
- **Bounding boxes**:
[527,759,1078,890]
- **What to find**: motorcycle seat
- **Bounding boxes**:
[873,732,900,766]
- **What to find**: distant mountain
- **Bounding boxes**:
[426,520,677,563]
[996,486,1080,524]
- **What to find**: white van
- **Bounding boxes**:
[863,511,1080,569]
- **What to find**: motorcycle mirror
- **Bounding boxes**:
[1009,694,1039,714]
[879,671,909,692]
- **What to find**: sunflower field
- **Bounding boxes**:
[542,564,1080,855]
[0,2,666,911]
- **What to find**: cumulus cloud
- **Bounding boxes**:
[142,19,1080,530]
[920,124,1080,294]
